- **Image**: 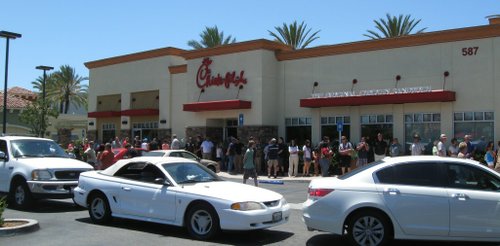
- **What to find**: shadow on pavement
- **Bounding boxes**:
[8,199,85,213]
[76,217,293,245]
[305,234,499,246]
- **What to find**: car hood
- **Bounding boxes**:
[15,157,94,170]
[179,181,282,202]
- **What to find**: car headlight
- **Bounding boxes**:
[231,202,265,211]
[32,169,53,180]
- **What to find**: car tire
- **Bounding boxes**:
[346,210,392,246]
[186,203,220,240]
[88,193,112,224]
[10,180,34,209]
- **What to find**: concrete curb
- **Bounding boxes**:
[0,219,39,237]
[218,171,323,183]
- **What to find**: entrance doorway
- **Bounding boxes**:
[225,119,238,140]
[360,114,393,145]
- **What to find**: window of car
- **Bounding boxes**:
[162,162,220,184]
[446,163,500,191]
[143,151,165,157]
[179,152,198,161]
[338,160,384,180]
[114,162,166,183]
[376,161,444,187]
[0,140,7,154]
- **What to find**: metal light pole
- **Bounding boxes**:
[0,31,22,134]
[36,65,53,138]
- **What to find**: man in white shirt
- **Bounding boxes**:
[201,136,214,160]
[171,134,181,150]
[437,134,447,157]
[410,134,425,155]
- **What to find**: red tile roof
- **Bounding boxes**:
[0,87,37,109]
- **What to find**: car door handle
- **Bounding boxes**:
[384,188,400,195]
[8,166,13,170]
[122,187,132,191]
[452,193,469,201]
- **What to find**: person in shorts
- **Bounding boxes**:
[338,136,353,174]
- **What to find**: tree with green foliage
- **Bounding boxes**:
[187,26,236,50]
[31,65,88,114]
[19,99,59,137]
[268,21,320,50]
[364,13,427,39]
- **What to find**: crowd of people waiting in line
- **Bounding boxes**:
[65,132,499,182]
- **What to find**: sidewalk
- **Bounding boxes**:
[217,171,324,183]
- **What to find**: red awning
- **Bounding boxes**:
[88,111,121,118]
[300,90,456,108]
[183,100,252,112]
[121,108,159,116]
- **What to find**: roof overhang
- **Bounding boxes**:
[121,109,159,116]
[183,100,251,112]
[88,111,121,118]
[88,109,159,118]
[300,90,456,108]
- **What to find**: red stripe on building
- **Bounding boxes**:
[121,109,159,116]
[300,90,456,108]
[183,100,252,112]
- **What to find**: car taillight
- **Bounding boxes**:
[308,188,334,198]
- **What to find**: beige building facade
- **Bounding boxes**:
[86,17,500,152]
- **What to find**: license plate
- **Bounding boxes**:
[272,212,282,222]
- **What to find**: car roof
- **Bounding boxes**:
[381,156,480,166]
[100,156,198,175]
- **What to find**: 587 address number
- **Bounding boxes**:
[462,47,479,56]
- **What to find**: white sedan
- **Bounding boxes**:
[303,156,500,246]
[74,156,290,239]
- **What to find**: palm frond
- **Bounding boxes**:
[268,21,320,50]
[365,13,427,39]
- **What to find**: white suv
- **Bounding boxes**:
[0,136,93,209]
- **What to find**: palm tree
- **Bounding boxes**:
[51,65,88,114]
[268,21,320,50]
[364,14,427,39]
[187,26,236,49]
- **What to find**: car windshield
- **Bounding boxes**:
[162,162,221,184]
[338,160,385,180]
[10,139,69,158]
[142,151,165,157]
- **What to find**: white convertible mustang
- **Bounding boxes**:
[73,156,290,239]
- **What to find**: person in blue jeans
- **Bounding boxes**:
[226,137,236,174]
[319,137,333,177]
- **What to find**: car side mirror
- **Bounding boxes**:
[154,178,171,186]
[0,151,6,161]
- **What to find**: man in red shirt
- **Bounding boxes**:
[99,143,114,170]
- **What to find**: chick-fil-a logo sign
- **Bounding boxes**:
[196,57,247,89]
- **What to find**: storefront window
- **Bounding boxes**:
[453,111,494,144]
[102,123,116,143]
[132,121,159,141]
[321,116,351,145]
[405,113,441,155]
[285,117,311,145]
[361,114,393,146]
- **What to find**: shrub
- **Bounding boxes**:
[0,195,7,226]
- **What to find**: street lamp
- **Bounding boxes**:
[0,31,22,134]
[36,65,54,138]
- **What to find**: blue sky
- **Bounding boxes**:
[0,0,498,91]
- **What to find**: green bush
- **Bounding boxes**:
[0,196,7,226]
